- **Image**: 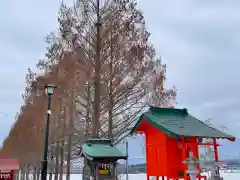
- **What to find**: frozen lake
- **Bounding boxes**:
[33,171,240,180]
[68,172,240,180]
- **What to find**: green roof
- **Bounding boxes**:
[82,139,127,160]
[131,106,235,140]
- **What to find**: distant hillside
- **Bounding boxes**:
[70,163,146,174]
[224,159,240,166]
[118,159,240,174]
[117,163,146,174]
[69,158,240,174]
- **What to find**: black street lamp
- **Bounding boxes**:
[41,84,56,180]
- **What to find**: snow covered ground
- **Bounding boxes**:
[68,172,240,180]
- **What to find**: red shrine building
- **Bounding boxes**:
[131,106,235,180]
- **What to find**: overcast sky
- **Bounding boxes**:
[0,0,240,161]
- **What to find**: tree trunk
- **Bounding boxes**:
[14,170,19,180]
[36,168,40,180]
[82,83,91,180]
[59,141,64,180]
[54,98,63,180]
[48,171,52,180]
[108,23,114,139]
[20,165,25,180]
[85,82,91,137]
[66,92,76,180]
[66,136,72,180]
[48,146,54,180]
[59,104,67,180]
[92,0,101,138]
[25,165,29,180]
[33,167,37,180]
[54,141,60,180]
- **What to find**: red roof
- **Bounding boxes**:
[0,159,19,170]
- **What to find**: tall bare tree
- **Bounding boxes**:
[55,0,177,160]
[0,0,176,176]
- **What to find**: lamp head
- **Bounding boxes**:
[44,84,56,96]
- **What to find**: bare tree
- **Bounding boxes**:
[56,0,177,156]
[0,0,177,176]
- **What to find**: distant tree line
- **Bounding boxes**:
[117,163,146,174]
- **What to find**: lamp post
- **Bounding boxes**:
[125,140,129,180]
[41,84,56,180]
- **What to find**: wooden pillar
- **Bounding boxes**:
[181,141,186,178]
[180,139,187,179]
[213,138,220,173]
[195,139,201,176]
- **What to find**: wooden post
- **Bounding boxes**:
[213,138,220,174]
[180,139,187,179]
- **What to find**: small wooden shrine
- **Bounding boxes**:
[0,159,19,180]
[80,139,127,180]
[131,106,235,180]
